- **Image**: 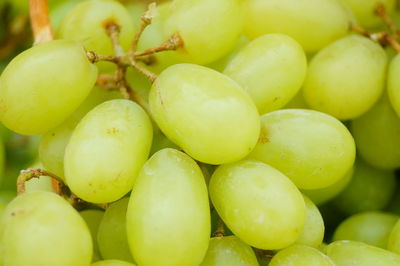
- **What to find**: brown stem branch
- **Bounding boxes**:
[129,2,157,53]
[253,248,275,260]
[104,20,125,57]
[134,32,184,57]
[128,57,158,83]
[375,4,400,41]
[86,51,119,64]
[29,0,53,44]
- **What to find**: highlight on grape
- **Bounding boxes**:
[1,0,400,265]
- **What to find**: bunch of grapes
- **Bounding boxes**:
[2,0,400,265]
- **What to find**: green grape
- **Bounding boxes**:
[80,209,104,262]
[60,0,135,71]
[247,109,355,189]
[39,86,120,178]
[0,40,97,135]
[210,160,305,250]
[269,245,335,266]
[319,243,329,254]
[126,1,146,29]
[303,35,387,120]
[50,0,81,34]
[126,149,210,266]
[295,196,324,248]
[388,53,400,118]
[327,240,400,265]
[333,211,398,248]
[223,34,307,114]
[199,236,258,266]
[0,191,92,265]
[388,219,400,254]
[163,0,244,64]
[302,168,353,205]
[351,94,400,169]
[333,160,396,215]
[92,260,136,266]
[64,99,153,203]
[0,190,16,204]
[149,64,260,165]
[244,0,349,53]
[97,198,133,262]
[284,90,309,109]
[340,0,395,29]
[25,176,53,193]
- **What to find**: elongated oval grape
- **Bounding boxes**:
[327,240,400,265]
[247,109,355,189]
[200,236,258,266]
[388,54,400,118]
[303,35,387,120]
[210,160,305,250]
[92,260,136,266]
[333,160,396,215]
[80,209,104,262]
[295,196,324,248]
[0,191,92,265]
[126,149,210,266]
[163,0,244,64]
[269,245,335,266]
[0,40,97,135]
[333,212,398,248]
[388,219,400,254]
[64,99,152,203]
[97,198,134,262]
[149,64,260,165]
[340,0,395,29]
[244,0,349,52]
[352,94,400,169]
[223,34,307,114]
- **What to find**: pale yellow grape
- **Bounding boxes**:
[25,176,53,193]
[302,168,353,205]
[223,34,307,114]
[39,86,120,179]
[50,0,81,34]
[0,191,92,265]
[64,100,152,203]
[200,236,258,266]
[92,260,136,266]
[247,109,355,189]
[163,0,244,64]
[295,196,324,248]
[333,212,398,248]
[0,40,97,135]
[388,220,400,254]
[80,209,104,262]
[210,160,305,250]
[149,64,260,165]
[269,245,335,266]
[351,94,400,169]
[303,35,387,120]
[97,198,134,262]
[126,149,210,266]
[244,0,349,52]
[388,53,400,117]
[340,0,396,29]
[60,0,135,71]
[327,240,400,265]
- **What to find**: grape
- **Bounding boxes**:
[25,176,53,193]
[163,0,244,64]
[340,0,396,29]
[60,0,135,71]
[351,94,400,169]
[303,35,387,120]
[388,219,400,254]
[199,236,258,266]
[269,245,335,266]
[223,34,307,114]
[50,0,81,34]
[0,40,97,135]
[295,196,324,248]
[244,0,349,52]
[64,99,153,203]
[97,198,134,262]
[92,260,136,266]
[0,191,92,265]
[333,160,396,215]
[327,240,400,265]
[210,160,305,250]
[247,109,355,190]
[80,209,104,262]
[149,64,260,165]
[0,190,16,204]
[333,211,398,248]
[388,53,400,117]
[126,149,210,266]
[302,168,353,205]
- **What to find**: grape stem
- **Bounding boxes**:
[134,32,184,57]
[29,0,53,44]
[129,2,157,53]
[375,4,400,42]
[213,217,225,237]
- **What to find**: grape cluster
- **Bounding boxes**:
[1,0,400,265]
